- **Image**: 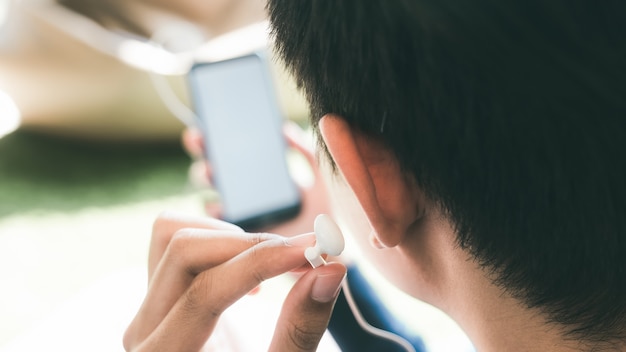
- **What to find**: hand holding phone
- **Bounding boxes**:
[182,121,333,236]
[188,52,301,231]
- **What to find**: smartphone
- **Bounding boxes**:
[187,52,301,230]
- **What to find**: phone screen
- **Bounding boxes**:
[188,53,301,230]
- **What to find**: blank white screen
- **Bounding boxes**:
[189,54,299,223]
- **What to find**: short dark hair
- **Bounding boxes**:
[268,0,626,344]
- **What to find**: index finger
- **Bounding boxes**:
[136,236,314,352]
[149,211,243,279]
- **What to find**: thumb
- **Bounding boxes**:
[269,262,346,352]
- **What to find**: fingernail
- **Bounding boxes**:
[284,233,316,247]
[311,272,344,303]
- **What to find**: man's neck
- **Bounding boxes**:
[437,247,585,352]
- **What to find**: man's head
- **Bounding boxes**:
[268,0,626,344]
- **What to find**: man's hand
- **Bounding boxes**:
[123,212,346,351]
[182,121,332,236]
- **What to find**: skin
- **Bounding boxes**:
[123,212,346,351]
[128,116,609,351]
[318,115,592,352]
[182,121,331,236]
[125,123,341,352]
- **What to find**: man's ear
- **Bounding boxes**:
[319,114,424,248]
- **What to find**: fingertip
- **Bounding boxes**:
[189,160,212,188]
[310,262,347,303]
[203,201,223,220]
[182,128,204,157]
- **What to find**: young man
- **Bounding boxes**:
[125,1,626,351]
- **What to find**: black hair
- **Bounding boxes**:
[268,0,626,345]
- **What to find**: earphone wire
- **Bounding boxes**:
[147,70,199,129]
[341,276,417,352]
[146,28,200,129]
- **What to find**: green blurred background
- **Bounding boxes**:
[0,131,190,218]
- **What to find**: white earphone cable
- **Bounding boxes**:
[145,24,202,129]
[341,277,416,352]
[147,70,198,129]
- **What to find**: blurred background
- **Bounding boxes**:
[0,0,469,351]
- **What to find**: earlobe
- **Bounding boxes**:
[319,114,423,248]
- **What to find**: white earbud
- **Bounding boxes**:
[305,214,345,268]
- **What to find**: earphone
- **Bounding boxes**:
[305,214,346,268]
[305,214,416,352]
